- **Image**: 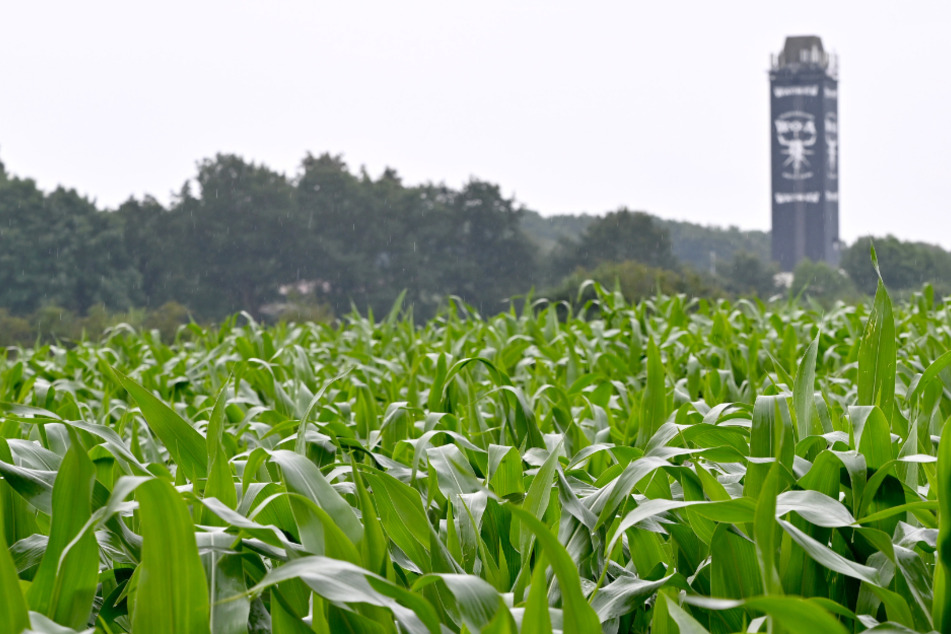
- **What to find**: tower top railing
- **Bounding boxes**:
[770,36,838,79]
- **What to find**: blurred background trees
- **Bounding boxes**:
[3,150,951,342]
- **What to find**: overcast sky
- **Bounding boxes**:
[2,1,948,247]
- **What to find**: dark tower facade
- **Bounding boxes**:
[770,36,839,271]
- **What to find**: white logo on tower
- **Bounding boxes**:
[775,111,817,180]
[825,112,838,178]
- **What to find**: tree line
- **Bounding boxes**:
[2,151,950,345]
[1,153,538,324]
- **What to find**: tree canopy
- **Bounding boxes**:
[3,150,950,331]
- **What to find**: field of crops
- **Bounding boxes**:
[2,267,951,633]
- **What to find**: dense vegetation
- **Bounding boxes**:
[2,256,950,632]
[5,152,951,340]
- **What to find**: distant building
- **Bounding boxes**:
[769,36,839,271]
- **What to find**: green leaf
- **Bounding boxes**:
[508,505,602,633]
[777,519,879,584]
[246,555,440,634]
[110,366,208,481]
[682,595,849,634]
[935,419,951,633]
[636,337,667,448]
[656,592,710,634]
[907,348,951,406]
[849,406,893,469]
[794,333,821,436]
[205,553,249,634]
[0,486,29,633]
[857,278,896,422]
[426,444,484,499]
[745,395,794,498]
[132,478,211,634]
[286,493,362,565]
[411,573,509,632]
[516,443,560,557]
[591,574,671,621]
[269,450,363,545]
[25,430,99,629]
[351,457,387,575]
[753,461,782,594]
[204,381,237,513]
[362,469,433,572]
[487,444,524,498]
[521,551,552,634]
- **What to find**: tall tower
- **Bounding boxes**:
[769,36,839,271]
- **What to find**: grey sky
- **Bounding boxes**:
[2,1,949,247]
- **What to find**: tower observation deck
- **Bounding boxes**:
[769,36,839,271]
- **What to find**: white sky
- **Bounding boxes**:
[2,1,949,247]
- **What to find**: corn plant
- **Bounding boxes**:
[1,270,950,632]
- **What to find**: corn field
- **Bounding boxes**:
[2,268,951,632]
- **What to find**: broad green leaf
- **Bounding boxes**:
[516,443,560,557]
[508,505,602,633]
[753,461,782,594]
[110,366,207,481]
[849,406,893,469]
[132,478,211,634]
[935,419,951,633]
[411,573,509,632]
[908,348,951,407]
[247,556,440,634]
[777,519,879,584]
[521,551,552,634]
[205,552,249,634]
[204,381,237,512]
[635,337,667,448]
[487,444,524,498]
[25,430,99,629]
[362,469,434,572]
[794,333,821,436]
[591,574,671,621]
[426,444,484,499]
[745,395,794,498]
[269,450,362,545]
[682,595,849,634]
[857,278,896,423]
[0,490,29,633]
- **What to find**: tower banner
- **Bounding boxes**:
[769,36,839,271]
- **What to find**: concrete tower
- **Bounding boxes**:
[770,36,839,271]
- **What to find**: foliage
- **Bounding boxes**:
[657,218,771,273]
[553,208,678,278]
[0,302,192,348]
[0,309,31,347]
[551,259,723,306]
[2,272,948,632]
[0,175,140,315]
[519,211,772,279]
[519,210,595,254]
[719,251,779,298]
[842,235,951,296]
[792,258,861,305]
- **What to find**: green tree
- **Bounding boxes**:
[295,153,378,316]
[659,219,771,272]
[0,174,139,314]
[554,208,677,279]
[116,195,190,309]
[720,251,778,298]
[435,179,538,314]
[841,236,951,295]
[169,154,301,318]
[792,259,859,304]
